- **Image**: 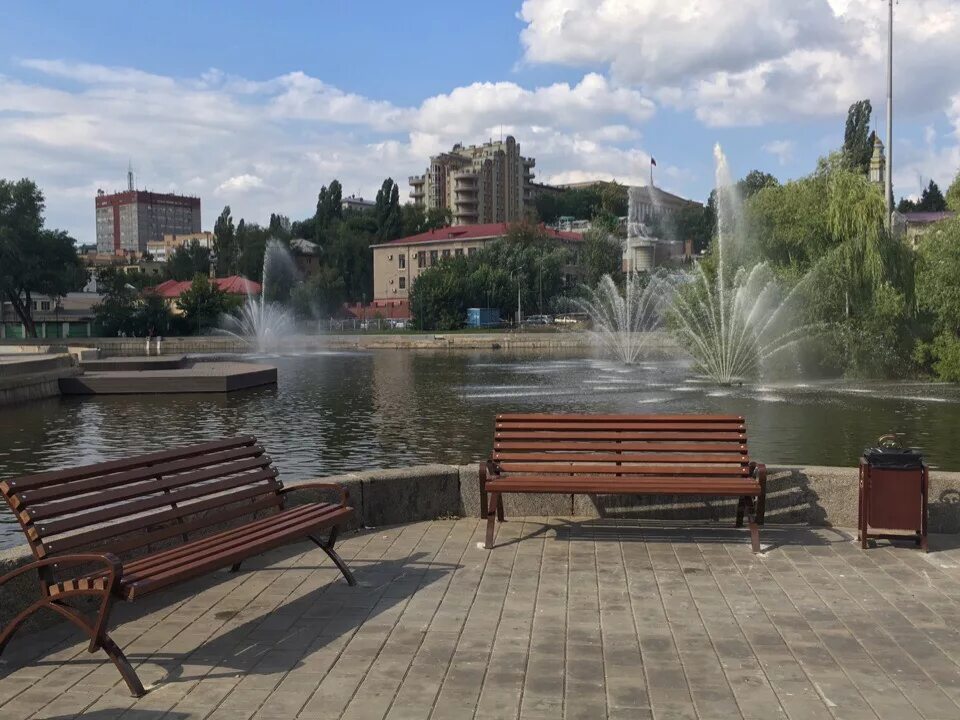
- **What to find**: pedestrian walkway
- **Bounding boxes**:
[3,518,960,719]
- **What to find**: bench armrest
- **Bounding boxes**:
[480,459,500,481]
[280,482,350,507]
[0,552,123,590]
[750,462,767,482]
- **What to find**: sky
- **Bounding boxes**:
[1,0,959,246]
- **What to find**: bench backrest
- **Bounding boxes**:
[0,436,282,560]
[492,413,751,482]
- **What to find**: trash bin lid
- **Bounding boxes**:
[863,447,924,469]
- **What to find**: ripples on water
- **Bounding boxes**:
[3,348,960,548]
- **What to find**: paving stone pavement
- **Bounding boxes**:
[4,518,960,719]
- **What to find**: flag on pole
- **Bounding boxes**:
[651,157,657,166]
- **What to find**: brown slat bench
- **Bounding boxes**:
[0,436,356,696]
[480,413,767,552]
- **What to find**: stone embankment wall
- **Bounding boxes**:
[1,331,681,354]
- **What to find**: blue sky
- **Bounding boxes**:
[1,1,958,245]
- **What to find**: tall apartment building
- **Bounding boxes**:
[95,188,201,255]
[408,136,535,225]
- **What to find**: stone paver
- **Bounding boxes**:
[4,519,960,719]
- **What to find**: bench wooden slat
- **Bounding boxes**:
[486,477,759,494]
[496,421,745,432]
[34,468,280,537]
[25,455,272,521]
[44,489,283,557]
[1,436,257,493]
[495,442,748,453]
[496,413,744,422]
[14,445,265,508]
[496,463,750,476]
[494,452,749,464]
[122,503,332,577]
[122,505,354,599]
[495,431,748,441]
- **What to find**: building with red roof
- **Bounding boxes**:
[369,222,584,318]
[149,275,261,300]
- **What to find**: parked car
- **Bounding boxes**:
[522,314,552,326]
[388,319,408,329]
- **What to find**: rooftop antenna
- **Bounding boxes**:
[127,160,134,192]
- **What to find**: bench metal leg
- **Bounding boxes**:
[496,494,504,522]
[485,492,500,549]
[1,595,146,697]
[310,526,356,586]
[744,497,761,554]
[735,496,746,528]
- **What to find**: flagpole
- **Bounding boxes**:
[650,159,654,187]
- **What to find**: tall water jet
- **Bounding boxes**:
[219,239,297,353]
[576,273,664,365]
[662,144,816,384]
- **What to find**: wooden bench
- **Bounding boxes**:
[0,436,355,696]
[480,413,766,552]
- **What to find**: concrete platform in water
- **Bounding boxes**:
[59,361,276,394]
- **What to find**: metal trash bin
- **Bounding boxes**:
[858,435,928,552]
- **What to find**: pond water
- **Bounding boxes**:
[3,348,960,548]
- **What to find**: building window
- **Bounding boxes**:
[417,251,426,268]
[455,248,463,257]
[442,249,451,259]
[430,250,439,266]
[398,254,405,269]
[41,301,51,311]
[399,276,406,289]
[467,247,477,256]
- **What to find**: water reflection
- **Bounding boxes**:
[2,349,960,547]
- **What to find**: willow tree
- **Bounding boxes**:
[825,169,908,317]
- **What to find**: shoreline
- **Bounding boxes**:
[0,330,680,354]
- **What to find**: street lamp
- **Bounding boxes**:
[885,0,893,227]
[514,267,523,327]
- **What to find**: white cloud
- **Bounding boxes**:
[518,0,960,200]
[216,174,265,194]
[520,0,960,126]
[763,140,795,166]
[0,60,666,244]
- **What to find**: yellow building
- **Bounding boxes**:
[370,222,583,317]
[146,231,215,263]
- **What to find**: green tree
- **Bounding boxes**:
[0,179,87,336]
[375,178,402,241]
[176,273,232,334]
[581,229,623,286]
[946,171,960,212]
[290,265,348,319]
[237,221,271,282]
[93,267,172,336]
[916,180,947,212]
[213,206,237,275]
[672,204,714,255]
[897,197,918,213]
[915,216,960,380]
[165,240,211,280]
[268,213,292,240]
[737,170,779,200]
[842,99,873,172]
[314,180,344,244]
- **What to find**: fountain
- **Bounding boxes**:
[576,272,664,365]
[219,239,297,353]
[662,145,817,384]
[581,145,816,383]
